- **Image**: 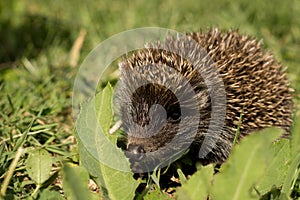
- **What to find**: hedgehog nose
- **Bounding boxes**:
[127,144,145,155]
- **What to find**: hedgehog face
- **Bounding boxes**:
[116,62,202,167]
[122,83,182,153]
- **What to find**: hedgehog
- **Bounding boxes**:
[115,28,294,170]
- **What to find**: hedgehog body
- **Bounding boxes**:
[117,28,293,165]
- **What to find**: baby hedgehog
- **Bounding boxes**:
[117,28,293,166]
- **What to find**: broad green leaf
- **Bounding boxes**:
[95,83,113,134]
[26,149,52,185]
[75,84,139,200]
[62,164,98,200]
[143,185,171,200]
[291,116,300,158]
[280,152,300,199]
[39,189,65,200]
[257,139,290,195]
[280,116,300,199]
[278,193,290,200]
[79,141,139,200]
[211,128,282,200]
[76,85,129,171]
[176,165,214,200]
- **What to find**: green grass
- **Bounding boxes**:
[0,0,299,199]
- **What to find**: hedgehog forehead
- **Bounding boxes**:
[132,82,177,101]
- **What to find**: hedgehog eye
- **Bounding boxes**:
[168,110,181,123]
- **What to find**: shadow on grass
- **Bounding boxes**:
[0,14,73,66]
